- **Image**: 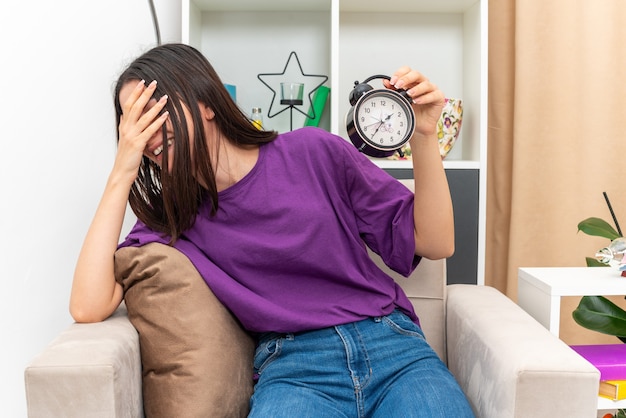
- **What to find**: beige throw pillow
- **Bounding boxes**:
[114,242,255,418]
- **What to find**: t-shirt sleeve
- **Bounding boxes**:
[118,220,171,249]
[334,136,420,277]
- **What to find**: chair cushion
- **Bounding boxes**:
[114,242,255,418]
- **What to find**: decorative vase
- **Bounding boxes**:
[387,98,463,161]
[437,98,463,159]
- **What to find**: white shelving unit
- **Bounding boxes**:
[181,0,487,285]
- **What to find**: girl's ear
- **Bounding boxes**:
[200,103,215,120]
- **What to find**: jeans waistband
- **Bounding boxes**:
[255,309,412,344]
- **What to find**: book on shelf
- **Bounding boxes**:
[303,86,330,128]
[600,380,626,401]
[570,344,626,381]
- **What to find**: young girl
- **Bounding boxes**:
[70,43,473,417]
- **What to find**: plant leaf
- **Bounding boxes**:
[573,295,626,338]
[586,257,610,267]
[578,217,620,240]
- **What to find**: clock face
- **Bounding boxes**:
[352,89,415,150]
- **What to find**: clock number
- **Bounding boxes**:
[381,100,386,107]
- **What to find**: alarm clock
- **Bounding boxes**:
[346,74,415,158]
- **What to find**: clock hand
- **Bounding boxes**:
[363,113,383,128]
[371,110,398,138]
[364,112,388,128]
[384,113,394,131]
[370,119,385,139]
[375,112,397,135]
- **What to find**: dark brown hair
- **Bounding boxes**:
[113,43,277,242]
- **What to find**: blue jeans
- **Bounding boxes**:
[249,310,474,417]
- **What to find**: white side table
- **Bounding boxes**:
[518,266,626,411]
[518,267,626,336]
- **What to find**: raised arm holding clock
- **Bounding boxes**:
[346,67,453,260]
[384,67,454,261]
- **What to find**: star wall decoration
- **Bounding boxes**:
[257,51,328,120]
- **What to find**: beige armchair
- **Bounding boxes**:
[24,174,599,418]
[25,252,600,417]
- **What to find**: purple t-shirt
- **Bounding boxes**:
[120,127,420,333]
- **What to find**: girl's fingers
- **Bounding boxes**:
[115,110,169,176]
[386,66,446,137]
[122,80,159,123]
[391,68,427,90]
[141,110,170,141]
[121,80,146,116]
[119,106,169,151]
[135,94,168,132]
[387,68,444,106]
[119,81,169,147]
[388,66,412,87]
[407,82,444,105]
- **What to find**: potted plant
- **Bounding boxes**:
[573,217,626,343]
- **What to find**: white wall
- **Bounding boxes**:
[0,1,180,415]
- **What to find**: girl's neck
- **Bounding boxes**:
[214,141,260,192]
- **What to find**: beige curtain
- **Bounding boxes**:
[487,0,626,344]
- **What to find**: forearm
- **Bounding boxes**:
[70,79,169,322]
[410,132,454,259]
[70,173,131,322]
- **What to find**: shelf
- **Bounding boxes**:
[190,0,479,13]
[189,0,330,12]
[598,396,626,411]
[184,0,332,133]
[339,0,479,13]
[185,0,486,165]
[372,159,480,170]
[335,0,484,164]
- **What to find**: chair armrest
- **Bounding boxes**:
[446,284,600,418]
[25,304,143,418]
